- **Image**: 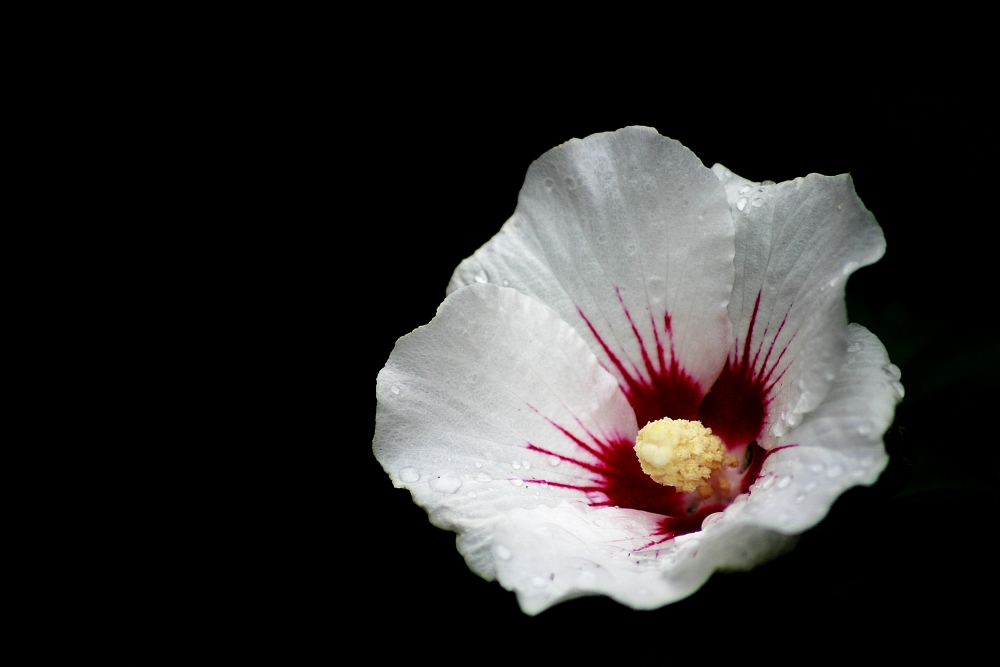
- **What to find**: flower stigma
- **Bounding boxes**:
[634,418,739,496]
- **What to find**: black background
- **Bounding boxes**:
[23,44,995,660]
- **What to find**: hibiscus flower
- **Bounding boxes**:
[373,127,902,614]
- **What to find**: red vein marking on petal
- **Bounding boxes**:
[698,292,797,450]
[576,293,702,428]
[524,409,687,517]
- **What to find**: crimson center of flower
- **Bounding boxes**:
[525,290,792,541]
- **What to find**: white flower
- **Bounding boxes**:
[373,127,901,614]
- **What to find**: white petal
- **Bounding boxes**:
[449,128,735,424]
[712,165,885,445]
[493,502,694,614]
[672,324,897,582]
[373,284,637,580]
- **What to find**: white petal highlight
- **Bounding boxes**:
[449,127,735,415]
[712,165,886,445]
[674,324,898,583]
[374,284,637,580]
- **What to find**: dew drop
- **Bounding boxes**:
[751,198,763,207]
[544,178,554,188]
[891,381,905,398]
[795,494,806,504]
[511,461,521,470]
[883,363,902,380]
[738,184,751,195]
[787,412,802,427]
[810,463,825,473]
[847,341,864,353]
[547,455,561,467]
[429,470,462,494]
[509,478,523,486]
[737,197,749,211]
[778,513,791,525]
[857,423,873,435]
[522,460,531,470]
[390,385,400,395]
[852,470,866,479]
[502,279,510,286]
[847,356,858,365]
[594,519,604,527]
[826,464,843,478]
[532,576,547,588]
[805,482,818,492]
[777,476,791,489]
[761,476,776,490]
[495,545,512,561]
[398,467,420,483]
[474,270,488,284]
[467,491,478,498]
[761,180,775,186]
[475,461,482,468]
[476,472,492,482]
[565,177,576,189]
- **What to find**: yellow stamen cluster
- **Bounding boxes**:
[634,418,726,492]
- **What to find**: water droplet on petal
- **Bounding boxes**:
[787,412,802,427]
[544,178,554,189]
[429,470,462,493]
[847,341,864,352]
[883,363,902,380]
[810,463,825,474]
[474,462,482,468]
[398,467,420,483]
[532,576,547,588]
[547,455,561,466]
[826,464,843,478]
[511,461,520,470]
[502,279,510,286]
[778,513,791,524]
[761,180,775,186]
[847,356,858,365]
[509,478,523,486]
[390,385,400,395]
[467,491,478,498]
[474,270,488,284]
[738,184,751,195]
[795,494,806,504]
[852,470,866,479]
[805,482,818,492]
[751,198,763,207]
[777,476,791,489]
[565,177,576,189]
[761,476,776,490]
[495,545,512,561]
[857,423,873,435]
[891,381,905,398]
[476,472,492,482]
[737,197,749,211]
[522,460,531,470]
[594,519,604,527]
